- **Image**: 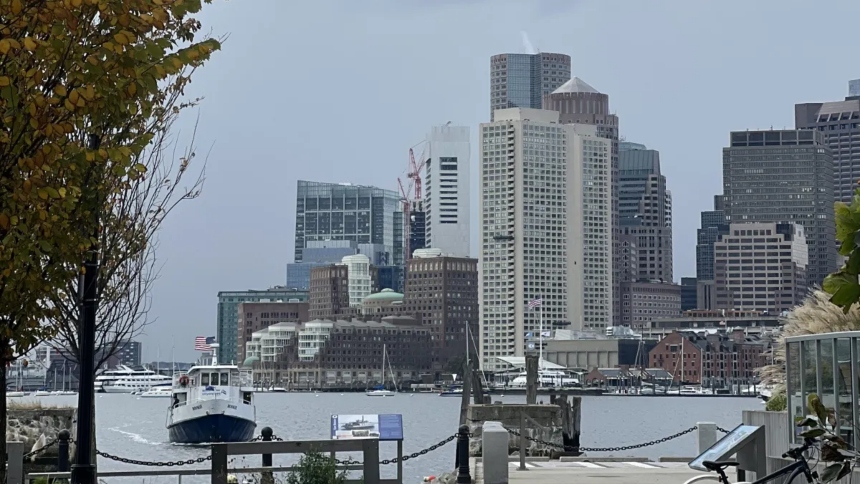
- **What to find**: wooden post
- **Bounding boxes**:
[210,444,229,484]
[525,354,538,404]
[7,441,23,484]
[396,440,403,484]
[361,439,381,484]
[556,395,582,454]
[518,411,527,471]
[459,360,472,426]
[471,367,486,405]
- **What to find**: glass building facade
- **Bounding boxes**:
[489,52,571,121]
[293,181,401,265]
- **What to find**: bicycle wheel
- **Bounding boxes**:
[683,475,723,484]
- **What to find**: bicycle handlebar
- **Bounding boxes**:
[782,438,814,459]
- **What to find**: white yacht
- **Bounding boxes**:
[96,365,172,393]
[140,387,172,398]
[508,369,580,388]
[166,344,256,443]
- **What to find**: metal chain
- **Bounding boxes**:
[505,425,698,452]
[717,426,731,434]
[94,434,265,466]
[22,438,58,459]
[335,434,458,466]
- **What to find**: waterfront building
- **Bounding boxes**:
[618,142,672,282]
[423,125,471,257]
[648,330,770,387]
[114,340,142,367]
[713,222,808,314]
[376,265,404,293]
[216,286,308,364]
[245,317,432,388]
[236,300,309,363]
[403,249,478,370]
[722,129,837,287]
[545,338,658,371]
[362,288,405,316]
[796,84,860,203]
[646,309,782,333]
[479,108,612,371]
[293,180,401,265]
[490,52,570,120]
[342,254,372,307]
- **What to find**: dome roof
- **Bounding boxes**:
[242,355,260,368]
[552,77,600,95]
[363,288,404,302]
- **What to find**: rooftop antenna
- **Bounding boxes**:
[521,31,538,55]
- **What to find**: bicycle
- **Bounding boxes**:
[683,438,817,484]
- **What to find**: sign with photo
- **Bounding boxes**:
[330,414,403,441]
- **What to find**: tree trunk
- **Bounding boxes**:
[1,366,8,484]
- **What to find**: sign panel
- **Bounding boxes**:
[688,424,760,471]
[331,414,403,441]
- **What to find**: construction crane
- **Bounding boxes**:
[397,144,428,261]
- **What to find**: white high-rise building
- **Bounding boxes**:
[424,125,470,257]
[479,108,612,371]
[341,254,371,307]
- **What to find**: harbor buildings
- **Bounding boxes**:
[542,77,622,328]
[216,286,308,364]
[722,129,837,287]
[795,82,860,203]
[713,222,808,314]
[696,196,729,310]
[236,300,309,363]
[490,52,571,120]
[423,125,471,257]
[479,107,612,371]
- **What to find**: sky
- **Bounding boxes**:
[142,0,860,362]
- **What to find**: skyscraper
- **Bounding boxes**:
[723,129,837,286]
[543,77,621,327]
[850,79,860,98]
[618,142,672,282]
[489,52,571,121]
[424,125,470,257]
[795,88,860,203]
[293,180,401,265]
[695,195,729,310]
[479,108,612,370]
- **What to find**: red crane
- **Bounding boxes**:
[398,146,427,261]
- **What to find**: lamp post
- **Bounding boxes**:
[71,133,102,484]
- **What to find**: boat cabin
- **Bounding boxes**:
[172,365,254,408]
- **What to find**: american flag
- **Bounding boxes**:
[194,336,214,352]
[527,297,542,309]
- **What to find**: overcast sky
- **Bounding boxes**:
[141,0,860,361]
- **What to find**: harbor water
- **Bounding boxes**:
[26,392,764,482]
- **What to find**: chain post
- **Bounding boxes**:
[58,429,70,472]
[456,425,471,483]
[260,427,273,484]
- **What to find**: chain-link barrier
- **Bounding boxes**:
[717,426,731,434]
[22,438,58,459]
[335,434,458,467]
[504,425,699,452]
[94,434,266,467]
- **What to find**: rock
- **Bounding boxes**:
[5,406,76,458]
[435,472,456,484]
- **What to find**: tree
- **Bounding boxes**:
[823,189,860,311]
[0,1,220,481]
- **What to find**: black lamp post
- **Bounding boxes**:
[71,133,102,484]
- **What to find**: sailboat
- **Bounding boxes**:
[55,362,77,395]
[366,344,396,397]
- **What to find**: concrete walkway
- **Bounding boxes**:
[471,458,712,483]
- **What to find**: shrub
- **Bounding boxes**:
[285,451,348,484]
[765,389,786,412]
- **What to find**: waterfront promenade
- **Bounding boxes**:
[471,458,706,483]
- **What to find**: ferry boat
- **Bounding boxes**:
[166,344,256,444]
[140,386,172,398]
[508,369,580,388]
[95,365,172,393]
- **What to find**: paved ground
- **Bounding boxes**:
[472,459,713,483]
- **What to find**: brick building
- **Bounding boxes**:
[309,263,380,320]
[403,252,478,370]
[236,300,309,363]
[248,317,432,389]
[648,330,770,387]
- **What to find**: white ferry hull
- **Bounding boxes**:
[167,397,256,444]
[365,390,395,397]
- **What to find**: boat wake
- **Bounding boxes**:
[108,427,159,445]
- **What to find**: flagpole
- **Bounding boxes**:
[538,301,543,372]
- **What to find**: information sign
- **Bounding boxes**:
[330,414,404,441]
[689,424,760,472]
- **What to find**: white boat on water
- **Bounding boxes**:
[166,343,256,444]
[366,344,397,397]
[6,391,25,398]
[508,369,580,388]
[96,365,172,393]
[140,387,172,398]
[33,390,53,397]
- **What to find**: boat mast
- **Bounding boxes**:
[381,344,386,389]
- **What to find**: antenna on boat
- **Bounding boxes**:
[210,343,220,366]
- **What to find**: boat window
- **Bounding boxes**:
[201,373,210,386]
[220,373,229,386]
[210,372,219,385]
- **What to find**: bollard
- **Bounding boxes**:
[456,425,471,484]
[696,422,717,455]
[57,429,71,472]
[260,427,273,484]
[481,422,508,484]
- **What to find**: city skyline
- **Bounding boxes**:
[142,0,860,360]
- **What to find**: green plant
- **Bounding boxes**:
[285,451,348,484]
[765,389,786,412]
[796,393,854,482]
